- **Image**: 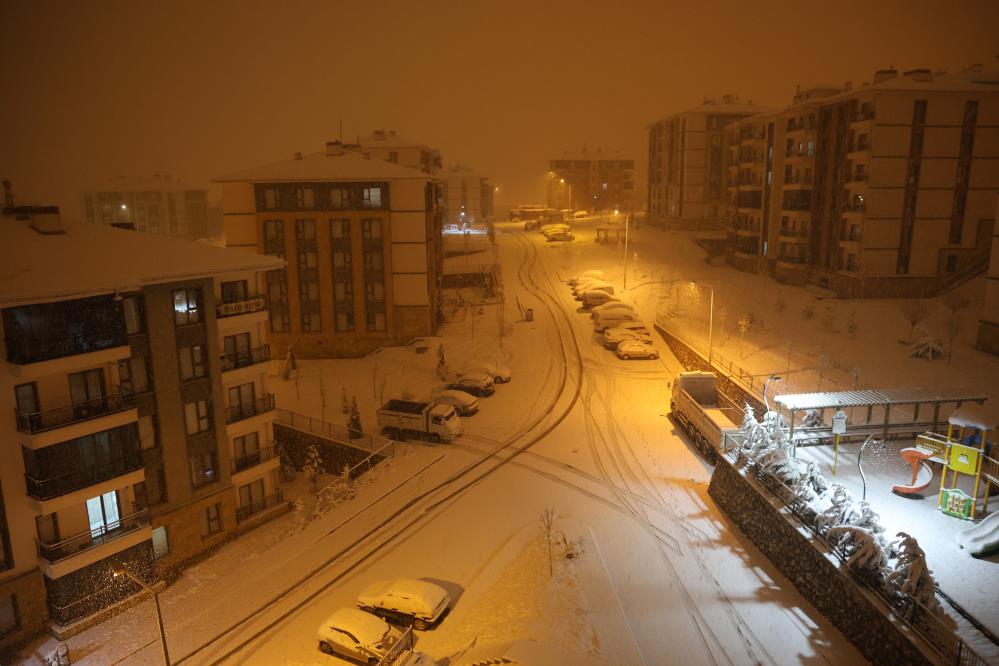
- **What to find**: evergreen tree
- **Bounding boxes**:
[303,444,324,493]
[348,396,362,437]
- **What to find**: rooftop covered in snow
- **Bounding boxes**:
[775,388,988,412]
[213,149,435,183]
[0,210,284,306]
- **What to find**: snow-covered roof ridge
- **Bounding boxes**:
[775,388,989,411]
[0,215,284,306]
[213,149,435,183]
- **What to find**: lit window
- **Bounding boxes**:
[362,187,382,208]
[173,289,202,326]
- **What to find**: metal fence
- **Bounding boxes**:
[720,433,990,666]
[274,407,392,453]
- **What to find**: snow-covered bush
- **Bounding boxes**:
[827,525,888,576]
[886,532,941,613]
[348,396,363,437]
[303,444,324,493]
[910,333,945,360]
[801,409,824,428]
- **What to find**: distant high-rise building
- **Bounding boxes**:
[442,164,492,228]
[724,66,999,297]
[647,96,772,228]
[215,144,446,358]
[83,175,221,240]
[0,205,284,645]
[548,149,635,213]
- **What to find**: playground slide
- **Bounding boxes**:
[892,447,934,496]
[955,511,999,558]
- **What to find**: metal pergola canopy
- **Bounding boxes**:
[775,388,987,412]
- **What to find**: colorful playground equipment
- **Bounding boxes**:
[892,447,934,496]
[910,404,998,520]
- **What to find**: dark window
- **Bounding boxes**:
[362,218,383,239]
[949,100,978,245]
[0,482,12,571]
[220,280,248,304]
[14,382,39,414]
[946,255,958,272]
[201,503,223,536]
[190,451,218,488]
[898,100,927,274]
[184,399,211,435]
[178,345,207,381]
[0,595,20,636]
[172,289,202,326]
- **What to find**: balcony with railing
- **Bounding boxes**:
[15,388,136,435]
[216,295,267,319]
[220,345,271,373]
[779,225,810,240]
[851,108,875,123]
[225,393,276,424]
[841,227,863,242]
[236,489,284,522]
[26,449,143,502]
[5,330,128,366]
[3,297,128,365]
[232,445,278,473]
[36,508,149,563]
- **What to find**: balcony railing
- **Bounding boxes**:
[26,450,143,501]
[5,330,128,365]
[846,172,869,183]
[37,508,149,563]
[15,388,136,435]
[784,174,813,185]
[236,489,284,522]
[779,227,809,238]
[232,445,278,473]
[225,393,275,424]
[216,295,267,319]
[220,345,271,372]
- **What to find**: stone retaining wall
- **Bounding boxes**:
[708,454,937,665]
[274,423,388,478]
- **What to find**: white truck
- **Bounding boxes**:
[669,372,740,458]
[377,399,462,442]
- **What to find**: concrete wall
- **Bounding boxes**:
[0,569,48,657]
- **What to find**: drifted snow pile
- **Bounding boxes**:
[737,405,942,614]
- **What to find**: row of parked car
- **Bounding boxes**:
[434,359,512,415]
[569,270,660,360]
[317,578,452,664]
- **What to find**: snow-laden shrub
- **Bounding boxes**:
[827,525,889,576]
[886,532,941,613]
[814,484,852,535]
[802,409,824,428]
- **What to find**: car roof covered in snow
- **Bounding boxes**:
[320,607,389,644]
[0,215,283,306]
[438,389,475,403]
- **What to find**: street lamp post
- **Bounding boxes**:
[688,281,715,366]
[622,210,630,290]
[112,564,169,665]
[763,374,782,413]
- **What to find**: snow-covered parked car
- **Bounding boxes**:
[615,339,659,360]
[317,607,402,663]
[434,389,479,416]
[593,308,640,331]
[464,359,512,383]
[541,223,570,236]
[602,321,652,348]
[580,289,618,309]
[546,231,574,242]
[574,281,613,300]
[590,301,634,318]
[356,578,452,631]
[447,373,495,397]
[571,276,606,296]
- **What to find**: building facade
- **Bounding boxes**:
[442,164,492,229]
[350,129,442,174]
[978,194,999,355]
[216,146,445,358]
[724,68,999,297]
[647,96,771,228]
[0,206,283,649]
[548,150,636,212]
[83,175,220,240]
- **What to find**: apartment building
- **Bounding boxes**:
[215,144,445,358]
[725,67,999,297]
[978,194,999,355]
[548,149,636,212]
[647,96,771,228]
[83,175,221,240]
[442,164,492,228]
[352,129,443,174]
[0,206,283,646]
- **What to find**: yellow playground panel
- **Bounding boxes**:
[916,404,998,520]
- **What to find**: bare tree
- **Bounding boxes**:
[899,299,929,343]
[942,291,973,364]
[737,315,752,359]
[541,508,556,577]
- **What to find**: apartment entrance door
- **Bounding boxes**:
[69,368,106,418]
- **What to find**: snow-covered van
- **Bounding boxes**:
[593,309,640,331]
[356,578,452,631]
[581,289,619,309]
[377,399,462,442]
